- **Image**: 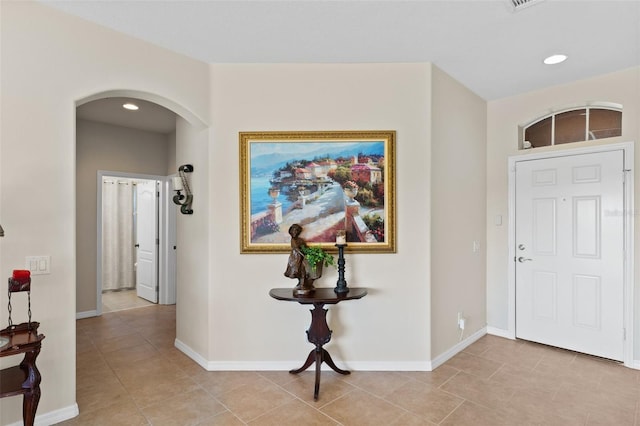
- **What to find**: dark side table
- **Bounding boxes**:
[269,287,367,400]
[0,322,45,426]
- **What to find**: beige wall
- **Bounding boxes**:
[175,117,211,358]
[167,130,177,174]
[486,67,640,354]
[0,2,210,423]
[430,66,487,358]
[76,119,172,314]
[208,63,434,366]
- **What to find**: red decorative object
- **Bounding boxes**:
[12,270,30,282]
[8,271,33,327]
[9,270,31,293]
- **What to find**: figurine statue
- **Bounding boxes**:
[284,224,315,295]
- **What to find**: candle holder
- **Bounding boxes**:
[172,164,194,215]
[7,270,33,330]
[334,243,349,294]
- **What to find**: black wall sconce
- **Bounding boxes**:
[172,164,194,214]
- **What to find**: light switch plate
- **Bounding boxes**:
[25,256,50,275]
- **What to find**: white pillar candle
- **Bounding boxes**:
[336,232,346,245]
[172,176,183,191]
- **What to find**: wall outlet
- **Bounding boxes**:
[457,312,464,329]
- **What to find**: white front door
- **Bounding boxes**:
[136,180,159,303]
[515,150,624,361]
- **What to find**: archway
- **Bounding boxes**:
[77,89,207,130]
[75,89,207,318]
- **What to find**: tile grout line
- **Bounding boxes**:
[72,306,640,425]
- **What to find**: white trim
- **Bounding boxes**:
[507,153,518,339]
[76,310,97,320]
[177,328,490,373]
[507,142,634,367]
[632,360,640,370]
[174,338,433,372]
[5,403,79,426]
[336,362,431,372]
[207,361,433,372]
[209,361,313,371]
[429,327,487,371]
[174,338,210,370]
[622,146,635,368]
[160,177,177,305]
[486,326,513,339]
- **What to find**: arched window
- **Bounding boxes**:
[521,104,622,149]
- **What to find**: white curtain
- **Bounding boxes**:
[102,179,135,291]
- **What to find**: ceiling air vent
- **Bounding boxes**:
[508,0,545,11]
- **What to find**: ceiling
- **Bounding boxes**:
[77,97,177,134]
[43,0,640,130]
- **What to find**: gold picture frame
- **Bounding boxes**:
[240,130,396,253]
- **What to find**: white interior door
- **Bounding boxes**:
[515,150,624,361]
[136,180,159,303]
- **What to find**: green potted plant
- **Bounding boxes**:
[301,245,335,278]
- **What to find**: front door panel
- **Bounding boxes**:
[515,150,624,361]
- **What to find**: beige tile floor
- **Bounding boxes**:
[102,289,155,313]
[60,304,640,425]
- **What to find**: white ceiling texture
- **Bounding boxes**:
[42,0,640,130]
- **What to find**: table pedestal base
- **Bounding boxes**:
[288,302,350,400]
[269,288,367,401]
[1,322,44,426]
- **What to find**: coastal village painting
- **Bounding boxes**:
[240,131,396,253]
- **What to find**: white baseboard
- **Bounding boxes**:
[5,403,79,426]
[206,361,302,371]
[340,361,431,371]
[175,339,432,372]
[174,338,209,370]
[631,360,640,370]
[177,329,496,373]
[205,361,432,372]
[429,327,487,371]
[486,326,514,339]
[76,310,97,320]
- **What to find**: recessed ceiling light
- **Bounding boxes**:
[122,103,139,111]
[543,54,568,65]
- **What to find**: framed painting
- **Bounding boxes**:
[240,130,396,253]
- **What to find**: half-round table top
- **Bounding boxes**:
[269,287,367,304]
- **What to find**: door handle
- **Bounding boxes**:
[135,244,140,248]
[517,257,532,263]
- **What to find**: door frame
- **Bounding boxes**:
[160,176,177,305]
[507,142,634,367]
[96,170,175,315]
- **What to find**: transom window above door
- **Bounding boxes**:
[521,104,622,149]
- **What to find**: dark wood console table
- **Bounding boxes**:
[269,287,367,400]
[0,322,45,426]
